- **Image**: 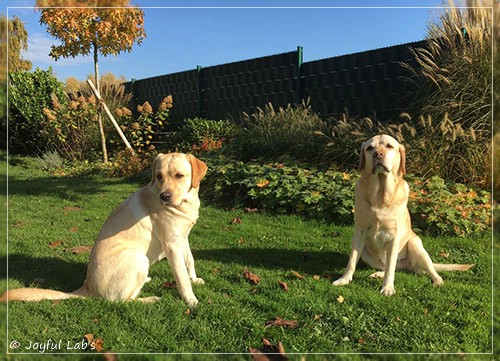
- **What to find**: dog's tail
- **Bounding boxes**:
[0,286,87,302]
[433,263,474,272]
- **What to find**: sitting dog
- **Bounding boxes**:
[1,153,208,307]
[332,135,473,296]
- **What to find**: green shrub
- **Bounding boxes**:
[231,100,327,162]
[165,117,237,153]
[112,96,172,155]
[200,154,490,236]
[9,67,67,155]
[40,94,100,160]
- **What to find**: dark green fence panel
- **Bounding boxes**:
[125,40,427,123]
[125,69,199,123]
[200,49,299,120]
[300,39,426,120]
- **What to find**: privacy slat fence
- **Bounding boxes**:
[125,39,426,123]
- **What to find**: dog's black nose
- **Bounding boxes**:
[160,192,172,203]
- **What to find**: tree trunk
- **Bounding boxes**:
[94,43,108,163]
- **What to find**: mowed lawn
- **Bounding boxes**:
[1,156,493,358]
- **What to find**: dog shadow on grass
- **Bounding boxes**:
[0,254,87,292]
[194,248,351,276]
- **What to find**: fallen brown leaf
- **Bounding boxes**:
[278,280,288,292]
[162,281,177,289]
[290,270,304,280]
[313,275,321,280]
[245,207,259,213]
[439,250,449,258]
[243,269,260,284]
[93,338,104,352]
[249,338,288,361]
[69,227,79,233]
[230,217,242,225]
[49,240,64,248]
[265,317,298,329]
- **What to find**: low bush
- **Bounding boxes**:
[230,100,327,162]
[41,94,100,160]
[200,154,490,236]
[164,117,237,153]
[9,68,67,155]
[111,96,172,155]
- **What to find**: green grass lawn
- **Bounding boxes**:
[1,156,494,359]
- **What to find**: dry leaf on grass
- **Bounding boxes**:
[439,250,449,258]
[278,280,288,292]
[249,338,288,361]
[49,240,64,248]
[162,281,177,289]
[265,317,298,329]
[243,269,260,284]
[84,334,104,352]
[69,227,79,233]
[245,207,259,213]
[230,217,242,225]
[290,270,304,280]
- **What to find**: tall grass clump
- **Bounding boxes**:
[231,99,326,162]
[318,112,489,188]
[402,1,491,135]
[65,72,132,112]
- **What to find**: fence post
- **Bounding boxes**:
[296,46,303,104]
[197,65,203,118]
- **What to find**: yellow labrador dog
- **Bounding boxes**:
[333,135,473,296]
[1,153,207,307]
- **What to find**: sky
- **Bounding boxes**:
[2,0,471,83]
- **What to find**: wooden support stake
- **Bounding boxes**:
[86,79,135,156]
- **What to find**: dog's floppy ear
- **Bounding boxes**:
[398,144,406,176]
[358,141,367,171]
[188,154,208,188]
[150,153,164,186]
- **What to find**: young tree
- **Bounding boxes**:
[36,0,146,163]
[0,15,32,79]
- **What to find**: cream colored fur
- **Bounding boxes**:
[332,135,473,296]
[1,153,208,307]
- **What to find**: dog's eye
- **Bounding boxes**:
[156,174,163,180]
[366,145,374,151]
[175,173,184,179]
[386,143,394,149]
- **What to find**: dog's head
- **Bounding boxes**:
[358,134,406,177]
[150,153,208,207]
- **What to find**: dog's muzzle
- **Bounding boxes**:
[372,163,390,174]
[160,192,172,204]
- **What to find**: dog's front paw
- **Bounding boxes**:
[380,285,395,296]
[433,276,444,287]
[191,277,205,285]
[332,275,352,286]
[186,297,199,308]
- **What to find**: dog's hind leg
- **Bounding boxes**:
[406,235,443,286]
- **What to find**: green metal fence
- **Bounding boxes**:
[125,40,426,123]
